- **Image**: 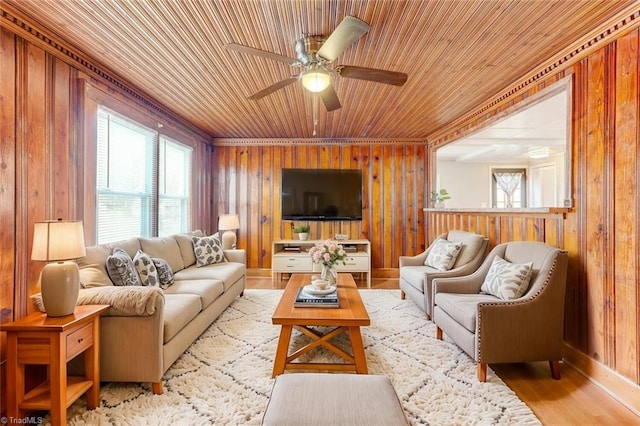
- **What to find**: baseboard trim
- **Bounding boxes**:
[247,268,272,277]
[563,343,640,416]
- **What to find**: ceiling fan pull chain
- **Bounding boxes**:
[312,94,318,136]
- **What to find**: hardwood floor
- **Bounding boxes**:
[247,275,640,425]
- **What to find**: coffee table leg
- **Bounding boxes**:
[272,325,293,378]
[349,326,368,374]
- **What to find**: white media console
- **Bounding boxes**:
[272,239,371,288]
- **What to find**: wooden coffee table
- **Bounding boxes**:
[271,273,370,377]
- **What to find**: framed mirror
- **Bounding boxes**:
[435,76,572,209]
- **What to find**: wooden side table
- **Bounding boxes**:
[1,304,109,426]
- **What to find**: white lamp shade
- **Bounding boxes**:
[32,220,87,261]
[32,219,85,317]
[218,214,240,231]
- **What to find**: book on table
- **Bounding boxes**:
[294,286,339,308]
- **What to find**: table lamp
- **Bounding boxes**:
[218,214,240,250]
[31,219,86,317]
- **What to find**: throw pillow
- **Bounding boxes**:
[133,250,159,287]
[425,238,462,271]
[481,256,534,300]
[106,248,142,286]
[152,257,175,288]
[192,235,227,267]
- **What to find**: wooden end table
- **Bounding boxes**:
[271,273,370,377]
[1,304,109,426]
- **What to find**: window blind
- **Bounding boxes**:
[159,136,192,236]
[96,107,157,244]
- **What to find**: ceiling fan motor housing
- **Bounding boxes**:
[295,36,326,65]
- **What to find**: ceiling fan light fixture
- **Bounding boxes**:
[528,147,551,159]
[300,67,332,93]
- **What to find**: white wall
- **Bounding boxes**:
[438,153,566,208]
[528,153,565,207]
[436,161,491,208]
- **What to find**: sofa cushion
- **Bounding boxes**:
[434,293,498,332]
[106,248,142,286]
[173,233,196,268]
[78,237,141,279]
[78,244,112,278]
[108,238,144,259]
[173,262,245,292]
[481,256,534,300]
[153,258,175,288]
[162,294,202,343]
[399,266,432,293]
[139,236,185,272]
[448,231,486,268]
[425,238,462,271]
[192,235,226,267]
[163,279,224,309]
[133,250,159,287]
[79,266,113,288]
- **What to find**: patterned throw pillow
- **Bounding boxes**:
[106,247,142,286]
[133,250,159,287]
[481,256,534,300]
[152,258,175,288]
[192,235,227,267]
[424,238,463,271]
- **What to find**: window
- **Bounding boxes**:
[158,137,192,236]
[96,107,191,243]
[492,168,526,208]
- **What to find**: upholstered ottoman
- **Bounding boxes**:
[262,373,408,426]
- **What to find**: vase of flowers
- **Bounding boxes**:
[309,239,347,286]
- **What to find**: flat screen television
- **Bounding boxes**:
[281,168,363,221]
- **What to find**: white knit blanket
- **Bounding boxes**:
[32,285,163,316]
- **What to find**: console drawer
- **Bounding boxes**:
[273,256,313,271]
[335,255,369,271]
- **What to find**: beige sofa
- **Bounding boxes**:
[59,232,245,394]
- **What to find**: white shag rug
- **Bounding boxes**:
[60,290,540,425]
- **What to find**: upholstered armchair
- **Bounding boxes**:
[432,241,568,382]
[399,230,489,319]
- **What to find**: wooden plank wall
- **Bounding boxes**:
[213,144,428,272]
[0,28,215,413]
[427,28,640,409]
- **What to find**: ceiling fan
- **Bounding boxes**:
[225,16,408,112]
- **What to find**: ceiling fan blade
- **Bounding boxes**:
[317,16,370,61]
[225,43,297,65]
[248,77,298,100]
[338,65,408,86]
[320,85,341,112]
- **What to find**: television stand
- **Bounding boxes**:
[272,239,371,288]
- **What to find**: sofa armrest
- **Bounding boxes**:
[476,295,564,362]
[399,251,428,267]
[433,274,484,295]
[224,249,246,264]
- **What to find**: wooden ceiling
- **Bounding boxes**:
[4,0,639,140]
